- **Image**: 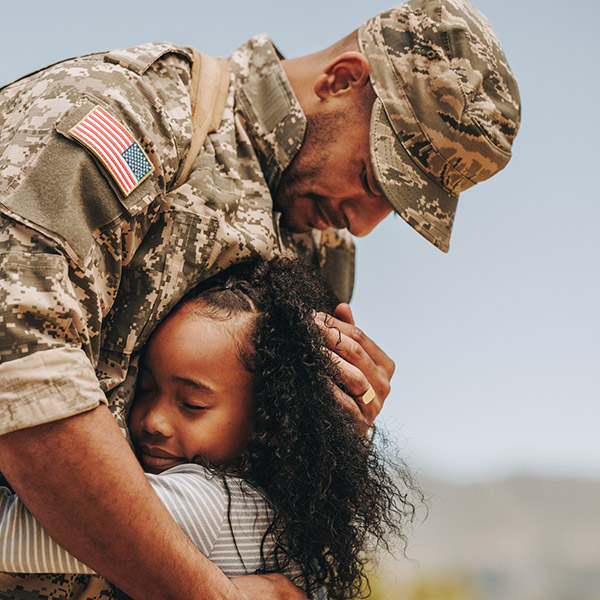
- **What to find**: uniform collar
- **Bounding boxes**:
[229,35,306,192]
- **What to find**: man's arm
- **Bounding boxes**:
[0,404,306,600]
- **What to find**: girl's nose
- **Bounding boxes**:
[140,401,173,438]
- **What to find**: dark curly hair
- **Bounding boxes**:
[178,257,421,600]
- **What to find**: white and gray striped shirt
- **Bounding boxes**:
[0,464,294,579]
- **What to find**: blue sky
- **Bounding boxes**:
[2,0,598,482]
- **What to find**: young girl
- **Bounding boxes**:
[0,258,420,600]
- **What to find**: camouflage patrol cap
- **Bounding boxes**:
[358,0,521,251]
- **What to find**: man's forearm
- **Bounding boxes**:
[0,404,241,600]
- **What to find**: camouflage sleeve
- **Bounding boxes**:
[0,219,109,435]
[0,45,194,435]
[312,228,355,304]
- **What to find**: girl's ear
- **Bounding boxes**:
[314,52,371,101]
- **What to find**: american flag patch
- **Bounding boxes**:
[69,105,154,196]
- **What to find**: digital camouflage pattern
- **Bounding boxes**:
[0,35,355,436]
[358,0,521,251]
[0,36,354,597]
[0,2,520,595]
[0,572,121,600]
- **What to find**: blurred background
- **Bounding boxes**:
[2,1,599,598]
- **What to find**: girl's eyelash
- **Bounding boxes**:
[182,402,206,411]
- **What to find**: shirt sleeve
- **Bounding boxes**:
[0,347,106,437]
[0,48,180,435]
[0,466,228,574]
[0,134,136,433]
[0,486,95,574]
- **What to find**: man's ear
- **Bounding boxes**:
[314,52,370,101]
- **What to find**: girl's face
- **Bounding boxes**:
[129,307,256,474]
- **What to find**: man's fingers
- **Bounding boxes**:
[333,302,354,325]
[317,315,370,364]
[325,348,370,396]
[316,312,394,403]
[315,308,395,427]
[326,349,381,429]
[331,381,370,434]
[315,311,395,378]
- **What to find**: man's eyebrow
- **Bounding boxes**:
[173,376,213,393]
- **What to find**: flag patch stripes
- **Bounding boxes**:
[69,105,154,196]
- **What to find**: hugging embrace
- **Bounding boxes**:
[1,258,420,599]
[0,0,519,597]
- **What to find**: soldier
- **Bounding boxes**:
[0,1,520,599]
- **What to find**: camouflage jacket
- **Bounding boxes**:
[0,36,355,440]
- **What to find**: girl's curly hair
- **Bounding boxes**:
[181,257,421,600]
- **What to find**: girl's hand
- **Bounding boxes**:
[314,303,394,433]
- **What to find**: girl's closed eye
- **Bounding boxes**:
[181,401,208,411]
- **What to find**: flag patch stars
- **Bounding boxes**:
[69,105,154,196]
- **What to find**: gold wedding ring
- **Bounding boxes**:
[361,386,376,405]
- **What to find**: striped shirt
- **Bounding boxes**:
[0,464,299,580]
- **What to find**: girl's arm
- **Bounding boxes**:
[0,465,228,574]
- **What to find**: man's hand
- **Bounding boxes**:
[232,574,307,600]
[315,303,395,432]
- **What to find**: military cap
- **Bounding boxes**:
[358,0,521,251]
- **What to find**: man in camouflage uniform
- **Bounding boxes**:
[0,0,520,599]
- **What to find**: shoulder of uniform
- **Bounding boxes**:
[103,42,194,76]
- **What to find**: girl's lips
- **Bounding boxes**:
[139,445,177,458]
[138,446,184,472]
